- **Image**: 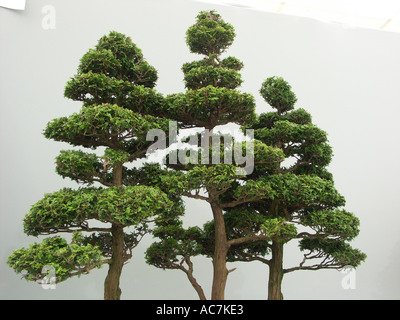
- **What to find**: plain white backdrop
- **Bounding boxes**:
[1,0,400,299]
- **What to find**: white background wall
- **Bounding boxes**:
[1,0,400,300]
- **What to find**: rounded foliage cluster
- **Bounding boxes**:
[23,186,174,236]
[186,10,235,56]
[260,76,297,114]
[78,31,156,86]
[64,31,164,116]
[7,237,103,283]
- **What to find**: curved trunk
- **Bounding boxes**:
[180,256,207,300]
[186,269,207,300]
[268,240,284,300]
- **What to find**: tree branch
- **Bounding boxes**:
[283,250,342,274]
[182,191,210,202]
[227,234,271,247]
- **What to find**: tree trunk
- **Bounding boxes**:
[182,256,207,300]
[186,271,207,300]
[206,130,229,300]
[104,225,125,300]
[268,240,284,300]
[104,162,125,300]
[210,203,228,300]
[112,162,123,186]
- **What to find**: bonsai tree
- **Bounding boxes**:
[145,10,286,300]
[222,76,366,299]
[7,32,179,300]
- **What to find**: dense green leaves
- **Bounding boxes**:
[23,186,174,236]
[56,150,104,184]
[234,173,345,209]
[96,185,174,225]
[261,218,297,241]
[173,19,253,128]
[255,120,328,146]
[68,31,157,89]
[260,76,297,114]
[299,239,367,269]
[248,109,312,130]
[78,49,121,77]
[249,107,333,177]
[7,237,103,283]
[44,103,170,154]
[186,10,235,56]
[65,72,126,104]
[96,32,143,63]
[24,188,97,236]
[184,66,242,90]
[102,148,130,166]
[65,31,165,117]
[182,56,243,74]
[251,140,285,166]
[299,209,361,241]
[65,76,164,114]
[164,86,255,128]
[56,149,141,186]
[146,226,204,270]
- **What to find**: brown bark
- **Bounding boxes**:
[104,162,125,300]
[104,224,125,300]
[112,162,123,186]
[268,240,284,300]
[210,202,229,300]
[183,257,207,300]
[204,129,230,300]
[187,272,207,300]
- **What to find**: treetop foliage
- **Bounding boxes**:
[260,76,298,115]
[186,10,236,56]
[65,31,165,116]
[162,11,256,130]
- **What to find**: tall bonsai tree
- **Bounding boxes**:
[145,10,286,300]
[7,32,179,300]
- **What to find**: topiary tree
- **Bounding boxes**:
[223,76,366,299]
[7,31,179,300]
[145,10,287,300]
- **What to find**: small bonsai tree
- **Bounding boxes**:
[7,32,178,300]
